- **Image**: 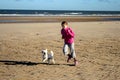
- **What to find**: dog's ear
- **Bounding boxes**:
[41,50,43,53]
[42,50,45,53]
[45,49,48,53]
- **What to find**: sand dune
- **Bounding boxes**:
[0,21,120,80]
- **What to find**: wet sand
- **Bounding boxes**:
[0,20,120,80]
[0,16,120,23]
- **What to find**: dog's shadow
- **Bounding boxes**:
[0,60,75,66]
[0,60,59,66]
[0,60,41,66]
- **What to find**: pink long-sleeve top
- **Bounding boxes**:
[61,27,75,44]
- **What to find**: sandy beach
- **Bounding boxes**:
[0,17,120,80]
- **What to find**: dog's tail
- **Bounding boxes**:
[50,51,54,56]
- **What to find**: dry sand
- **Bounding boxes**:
[0,21,120,80]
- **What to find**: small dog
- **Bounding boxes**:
[41,49,55,64]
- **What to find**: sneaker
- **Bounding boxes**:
[74,60,78,66]
[67,54,72,62]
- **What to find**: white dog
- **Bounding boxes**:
[41,49,55,64]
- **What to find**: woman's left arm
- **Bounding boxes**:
[68,28,75,37]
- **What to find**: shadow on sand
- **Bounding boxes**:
[0,60,75,66]
[0,60,40,66]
